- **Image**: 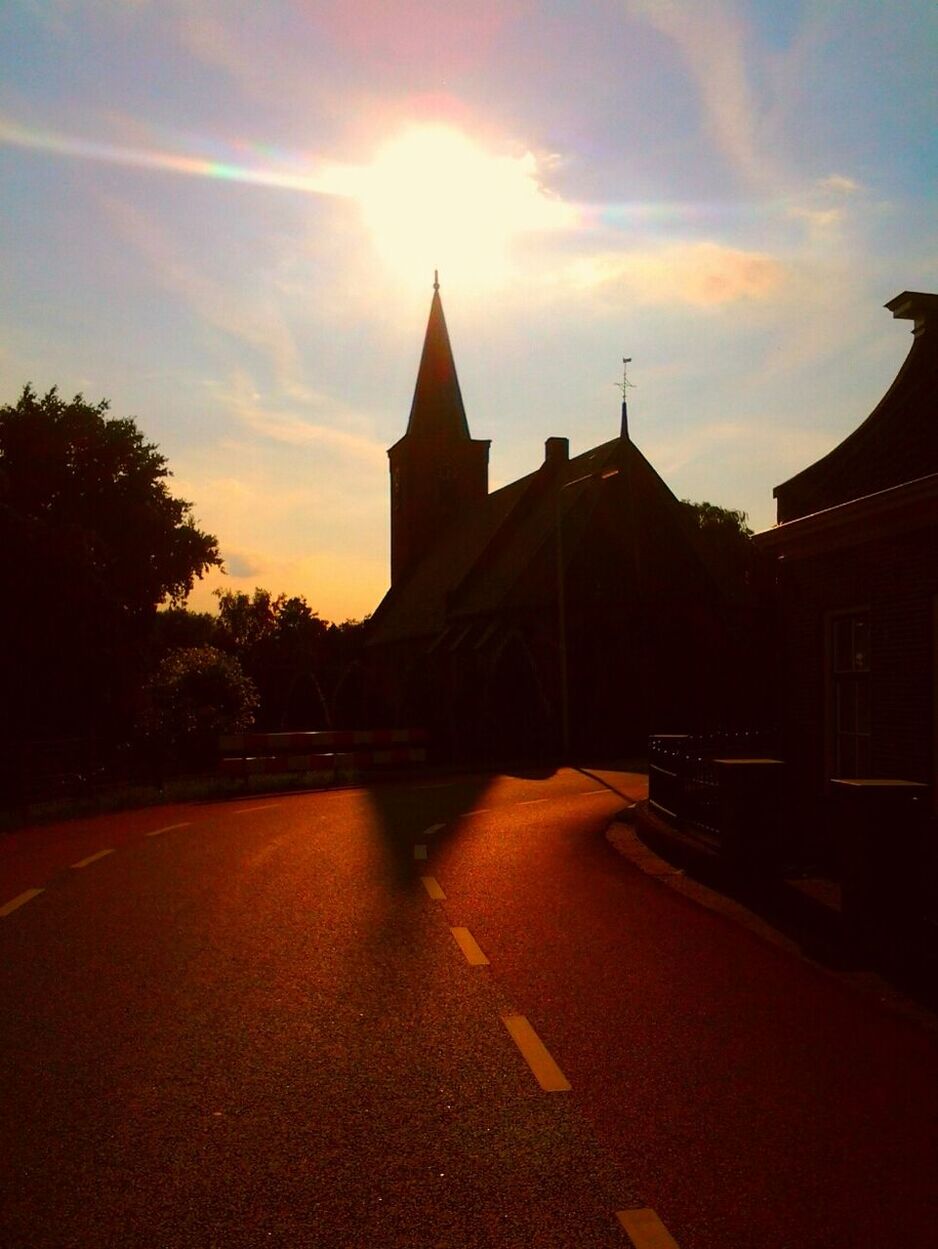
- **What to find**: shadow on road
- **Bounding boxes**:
[358,765,558,892]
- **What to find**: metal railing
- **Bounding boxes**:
[648,730,778,841]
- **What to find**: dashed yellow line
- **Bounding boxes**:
[413,844,428,860]
[71,848,115,869]
[616,1209,681,1248]
[146,821,191,837]
[420,876,446,900]
[501,1014,571,1091]
[0,888,44,917]
[450,927,489,965]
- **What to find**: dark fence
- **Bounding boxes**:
[648,731,781,850]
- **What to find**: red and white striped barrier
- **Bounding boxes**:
[219,728,427,754]
[220,746,427,778]
[218,729,429,780]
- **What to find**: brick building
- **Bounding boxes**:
[754,291,938,842]
[365,278,753,761]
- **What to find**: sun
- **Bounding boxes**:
[352,125,575,288]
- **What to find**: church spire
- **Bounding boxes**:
[405,273,471,441]
[388,275,490,585]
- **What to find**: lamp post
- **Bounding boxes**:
[555,466,620,759]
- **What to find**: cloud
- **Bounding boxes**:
[788,206,844,229]
[98,193,307,395]
[626,0,775,189]
[566,240,785,307]
[818,174,861,195]
[224,373,386,463]
[785,172,865,236]
[222,549,263,578]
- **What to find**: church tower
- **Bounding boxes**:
[388,275,490,584]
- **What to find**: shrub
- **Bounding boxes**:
[140,646,258,768]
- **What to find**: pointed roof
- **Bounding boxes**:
[404,274,471,441]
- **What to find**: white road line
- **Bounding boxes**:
[501,1014,571,1092]
[450,927,489,966]
[420,876,446,900]
[616,1208,681,1248]
[422,823,445,836]
[71,848,115,869]
[579,787,611,795]
[413,844,428,860]
[516,798,548,805]
[146,821,192,837]
[232,804,281,815]
[0,888,44,917]
[465,807,492,814]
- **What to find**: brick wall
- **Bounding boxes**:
[778,524,937,796]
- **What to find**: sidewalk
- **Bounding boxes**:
[605,797,938,1030]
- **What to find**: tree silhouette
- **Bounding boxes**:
[0,385,221,743]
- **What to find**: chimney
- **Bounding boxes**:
[544,437,569,468]
[885,290,938,338]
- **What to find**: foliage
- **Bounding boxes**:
[0,384,222,741]
[680,499,754,599]
[0,385,221,612]
[680,499,753,539]
[149,607,219,654]
[213,589,368,730]
[140,646,258,765]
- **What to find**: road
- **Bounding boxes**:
[2,768,937,1247]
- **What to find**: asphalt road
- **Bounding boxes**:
[2,768,937,1248]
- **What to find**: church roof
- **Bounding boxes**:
[395,276,470,446]
[367,436,693,648]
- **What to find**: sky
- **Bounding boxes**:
[1,1,935,622]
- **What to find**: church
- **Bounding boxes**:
[365,277,754,762]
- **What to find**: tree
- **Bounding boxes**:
[139,646,258,768]
[0,385,222,741]
[680,498,753,599]
[215,588,331,729]
[0,385,221,613]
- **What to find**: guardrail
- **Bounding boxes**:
[218,728,428,780]
[648,731,783,860]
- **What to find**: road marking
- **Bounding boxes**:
[501,1014,571,1091]
[421,876,446,900]
[579,787,610,795]
[422,823,445,836]
[616,1208,681,1248]
[71,848,115,869]
[0,888,44,917]
[465,806,492,814]
[413,844,428,860]
[232,804,281,815]
[146,821,192,837]
[516,797,548,805]
[450,927,489,965]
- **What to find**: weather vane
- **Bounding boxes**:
[614,357,635,400]
[615,356,635,441]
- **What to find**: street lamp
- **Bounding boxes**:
[555,466,620,759]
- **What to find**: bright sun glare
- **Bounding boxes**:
[351,126,575,287]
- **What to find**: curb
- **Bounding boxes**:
[604,801,938,1035]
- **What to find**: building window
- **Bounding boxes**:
[831,611,871,778]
